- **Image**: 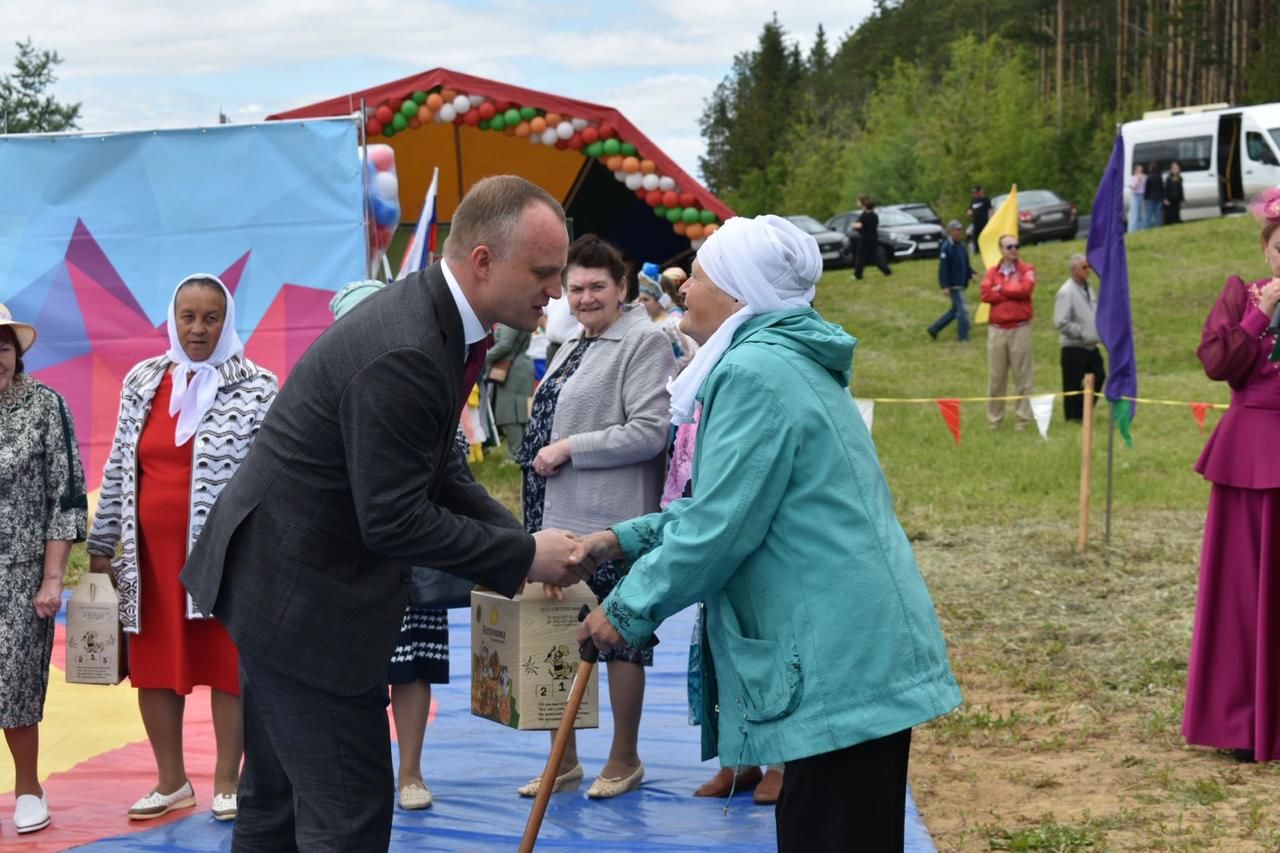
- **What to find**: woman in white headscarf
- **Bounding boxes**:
[88,275,277,823]
[576,216,961,850]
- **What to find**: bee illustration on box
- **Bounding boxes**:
[68,629,115,661]
[544,644,576,682]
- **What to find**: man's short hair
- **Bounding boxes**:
[1069,253,1088,271]
[1000,234,1018,248]
[946,219,964,231]
[445,175,565,263]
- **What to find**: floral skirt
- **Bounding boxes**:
[387,606,449,685]
[0,558,54,728]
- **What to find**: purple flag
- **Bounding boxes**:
[1086,134,1138,435]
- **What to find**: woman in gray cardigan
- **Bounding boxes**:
[514,235,675,800]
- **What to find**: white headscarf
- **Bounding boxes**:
[164,273,244,445]
[667,215,822,424]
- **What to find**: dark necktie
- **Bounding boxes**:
[462,335,491,399]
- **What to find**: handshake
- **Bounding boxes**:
[527,528,623,591]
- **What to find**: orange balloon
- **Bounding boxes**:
[440,88,457,102]
[529,117,547,134]
[674,221,688,236]
[426,93,443,111]
[622,156,640,173]
[685,223,704,239]
[408,117,421,129]
[606,155,624,172]
[503,125,516,137]
[515,121,531,137]
[545,113,562,126]
[703,223,719,235]
[417,105,432,122]
[639,159,656,174]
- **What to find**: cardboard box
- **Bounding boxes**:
[65,573,126,685]
[471,583,599,730]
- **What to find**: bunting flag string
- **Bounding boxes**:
[851,392,1226,444]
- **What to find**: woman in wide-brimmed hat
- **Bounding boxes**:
[0,304,88,834]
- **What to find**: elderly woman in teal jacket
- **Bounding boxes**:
[577,214,961,852]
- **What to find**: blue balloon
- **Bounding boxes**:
[371,196,398,227]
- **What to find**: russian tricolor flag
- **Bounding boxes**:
[397,166,439,279]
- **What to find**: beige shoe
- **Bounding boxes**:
[211,793,237,821]
[586,763,644,799]
[517,763,584,797]
[128,781,196,820]
[398,781,433,810]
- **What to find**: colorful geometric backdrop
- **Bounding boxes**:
[0,118,365,490]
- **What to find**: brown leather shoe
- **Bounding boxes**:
[753,768,784,805]
[693,766,763,797]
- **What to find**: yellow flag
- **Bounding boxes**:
[973,184,1018,325]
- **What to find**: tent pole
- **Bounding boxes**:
[1104,400,1116,546]
[359,98,373,279]
[453,123,465,203]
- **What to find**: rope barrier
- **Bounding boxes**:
[856,391,1228,409]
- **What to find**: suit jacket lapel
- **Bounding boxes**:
[422,263,467,491]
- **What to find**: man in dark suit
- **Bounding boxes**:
[181,175,587,851]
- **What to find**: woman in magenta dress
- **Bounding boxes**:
[88,275,277,818]
[1184,188,1280,763]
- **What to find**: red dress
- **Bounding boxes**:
[129,373,240,695]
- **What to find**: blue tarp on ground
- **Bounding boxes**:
[75,605,935,851]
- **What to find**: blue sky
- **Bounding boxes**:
[1,1,876,180]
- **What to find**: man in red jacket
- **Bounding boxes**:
[980,235,1037,429]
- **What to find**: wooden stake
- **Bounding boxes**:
[519,611,599,853]
[1077,374,1096,553]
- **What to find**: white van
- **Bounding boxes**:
[1121,103,1280,220]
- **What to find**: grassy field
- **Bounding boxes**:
[787,217,1278,850]
[66,215,1274,848]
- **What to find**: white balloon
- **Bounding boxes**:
[625,173,644,190]
[372,170,399,202]
[469,94,485,107]
[641,174,660,191]
[529,132,542,144]
[541,128,558,145]
[453,95,471,113]
[556,121,574,140]
[439,104,457,122]
[658,176,676,192]
[572,118,589,130]
[614,170,627,182]
[690,238,706,250]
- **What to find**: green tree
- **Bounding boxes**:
[1,39,81,134]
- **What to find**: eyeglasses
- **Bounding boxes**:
[1002,243,1020,250]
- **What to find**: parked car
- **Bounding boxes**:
[991,189,1079,242]
[785,215,852,268]
[825,208,946,261]
[883,202,942,225]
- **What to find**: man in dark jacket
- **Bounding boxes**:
[181,176,588,851]
[1143,161,1165,228]
[1164,161,1185,224]
[927,220,975,341]
[851,194,892,279]
[968,186,991,253]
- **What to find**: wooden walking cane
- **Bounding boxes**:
[519,605,599,853]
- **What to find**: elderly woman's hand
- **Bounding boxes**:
[533,439,572,477]
[89,554,114,579]
[33,578,63,620]
[1259,277,1280,319]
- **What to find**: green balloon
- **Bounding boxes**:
[602,138,621,156]
[682,207,700,224]
[666,207,682,223]
[400,100,417,117]
[391,113,408,131]
[504,109,521,125]
[585,141,604,158]
[700,209,717,225]
[654,206,668,218]
[490,114,506,130]
[520,106,536,120]
[479,119,491,131]
[412,91,427,105]
[620,142,637,156]
[383,125,397,137]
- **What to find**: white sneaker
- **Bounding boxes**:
[14,790,50,834]
[211,792,237,821]
[128,781,196,820]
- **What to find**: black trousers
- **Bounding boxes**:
[854,242,892,278]
[1060,346,1106,422]
[233,648,393,852]
[776,728,912,852]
